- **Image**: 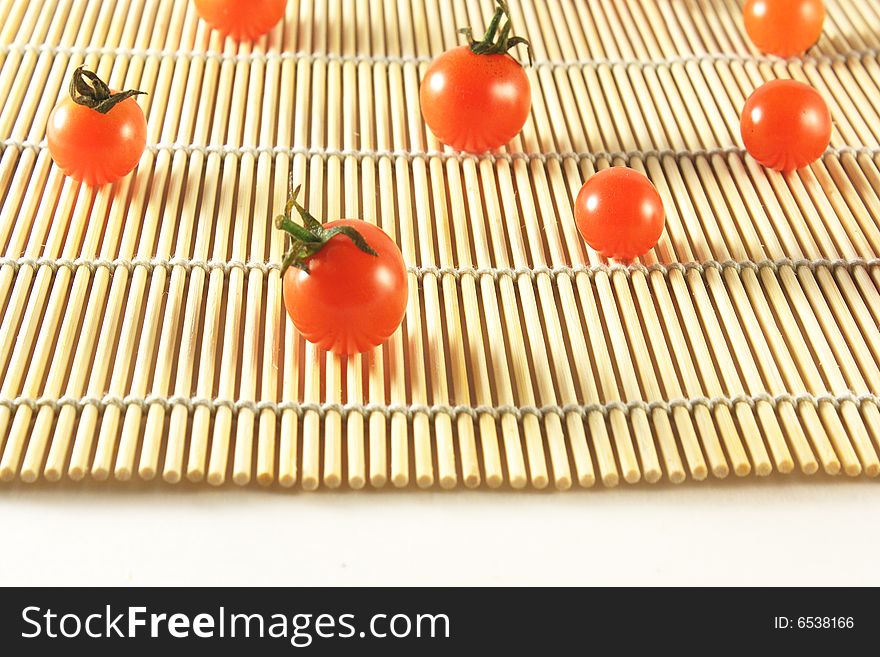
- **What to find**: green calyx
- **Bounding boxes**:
[275,175,378,275]
[460,0,533,66]
[69,66,146,114]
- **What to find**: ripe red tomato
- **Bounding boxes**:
[421,47,530,153]
[420,1,531,152]
[574,168,665,261]
[193,0,287,41]
[740,79,831,172]
[277,190,408,355]
[47,67,147,187]
[743,0,824,57]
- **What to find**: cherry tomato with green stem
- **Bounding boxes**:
[276,181,408,355]
[740,79,831,172]
[574,167,665,261]
[419,1,532,153]
[193,0,287,41]
[47,67,147,187]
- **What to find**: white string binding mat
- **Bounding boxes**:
[2,40,879,70]
[4,136,880,164]
[1,254,878,279]
[2,391,877,421]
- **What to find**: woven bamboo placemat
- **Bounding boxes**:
[0,0,878,491]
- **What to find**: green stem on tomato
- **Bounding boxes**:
[459,0,533,66]
[69,66,146,114]
[275,176,378,275]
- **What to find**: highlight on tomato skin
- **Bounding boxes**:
[193,0,287,41]
[47,67,147,187]
[574,168,665,262]
[740,79,831,172]
[743,0,825,57]
[419,0,533,154]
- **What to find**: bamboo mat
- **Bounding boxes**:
[0,0,879,491]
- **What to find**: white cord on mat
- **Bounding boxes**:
[1,41,878,71]
[1,255,877,281]
[1,391,877,420]
[3,137,879,166]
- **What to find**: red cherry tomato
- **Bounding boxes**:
[743,0,824,57]
[193,0,287,41]
[277,189,408,355]
[420,2,531,153]
[740,79,831,172]
[282,220,408,354]
[47,67,147,187]
[420,47,530,153]
[574,168,665,261]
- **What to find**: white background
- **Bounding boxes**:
[2,477,878,586]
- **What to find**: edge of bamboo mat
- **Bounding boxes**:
[0,0,879,491]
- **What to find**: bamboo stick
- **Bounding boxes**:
[181,28,240,483]
[252,8,291,487]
